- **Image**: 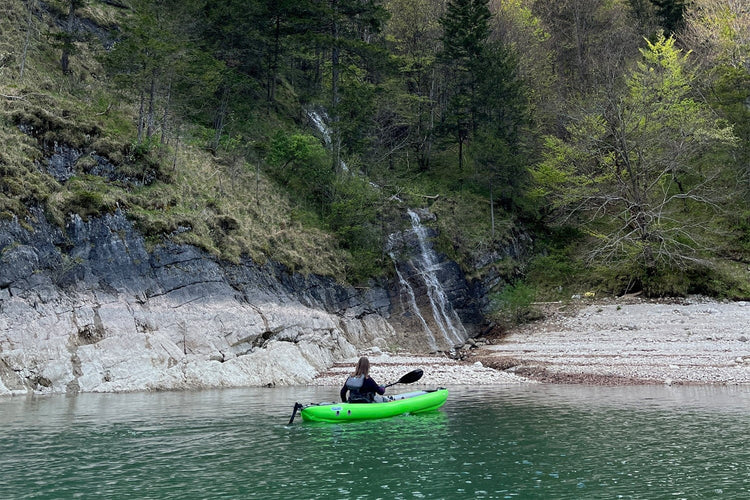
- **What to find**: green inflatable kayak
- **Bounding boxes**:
[297,389,449,423]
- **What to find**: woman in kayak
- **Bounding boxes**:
[340,356,386,403]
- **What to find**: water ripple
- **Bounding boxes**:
[1,385,748,499]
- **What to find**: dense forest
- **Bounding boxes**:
[1,0,748,310]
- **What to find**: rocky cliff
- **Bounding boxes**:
[0,207,483,395]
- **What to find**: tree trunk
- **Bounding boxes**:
[161,75,172,145]
[61,47,70,75]
[331,4,341,174]
[60,0,77,75]
[137,88,145,144]
[489,179,495,237]
[171,131,179,174]
[256,159,261,209]
[268,15,280,103]
[572,1,588,88]
[422,68,437,170]
[212,86,229,154]
[146,68,157,138]
[458,134,464,172]
[20,1,34,81]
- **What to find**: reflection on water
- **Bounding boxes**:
[1,384,748,499]
[294,410,449,445]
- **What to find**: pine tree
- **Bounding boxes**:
[439,0,491,172]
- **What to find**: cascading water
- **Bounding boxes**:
[308,109,348,172]
[307,108,471,352]
[387,209,469,351]
[390,263,440,352]
[308,110,331,148]
[406,210,467,346]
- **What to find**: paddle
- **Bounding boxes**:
[384,368,423,388]
[287,369,423,424]
[287,402,303,425]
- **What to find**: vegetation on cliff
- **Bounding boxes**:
[0,0,748,300]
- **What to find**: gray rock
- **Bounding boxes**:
[0,206,482,395]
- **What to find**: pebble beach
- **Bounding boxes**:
[310,296,750,387]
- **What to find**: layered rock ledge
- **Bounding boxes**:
[0,208,484,396]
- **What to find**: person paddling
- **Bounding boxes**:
[340,356,385,403]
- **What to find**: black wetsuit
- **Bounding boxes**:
[340,375,385,403]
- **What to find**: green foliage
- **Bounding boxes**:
[438,0,491,168]
[649,0,686,33]
[532,33,737,294]
[59,180,110,220]
[267,132,333,209]
[326,175,386,282]
[0,0,746,295]
[428,192,522,281]
[471,41,532,213]
[488,281,538,327]
[526,227,587,300]
[337,66,379,158]
[440,0,491,65]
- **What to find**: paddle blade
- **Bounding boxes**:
[288,402,302,425]
[397,369,423,385]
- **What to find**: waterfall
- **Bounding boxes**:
[406,209,467,347]
[307,109,348,173]
[308,110,331,148]
[391,263,440,352]
[387,209,468,351]
[308,108,470,351]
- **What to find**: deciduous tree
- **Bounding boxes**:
[533,34,736,290]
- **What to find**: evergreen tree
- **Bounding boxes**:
[48,0,85,75]
[382,0,445,171]
[473,40,530,214]
[439,0,491,171]
[650,0,686,34]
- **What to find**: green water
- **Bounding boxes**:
[1,384,748,499]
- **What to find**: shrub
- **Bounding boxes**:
[489,281,538,327]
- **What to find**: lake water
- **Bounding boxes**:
[1,384,748,499]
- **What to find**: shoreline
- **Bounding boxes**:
[310,297,750,387]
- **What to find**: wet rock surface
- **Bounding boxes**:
[386,209,482,352]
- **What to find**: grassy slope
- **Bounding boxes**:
[0,0,348,279]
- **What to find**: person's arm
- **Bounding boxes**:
[365,377,385,395]
[340,383,348,402]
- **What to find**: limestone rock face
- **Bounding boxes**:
[0,209,408,395]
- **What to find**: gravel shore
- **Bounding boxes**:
[309,296,750,387]
[309,353,528,388]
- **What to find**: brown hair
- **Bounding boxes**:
[352,356,370,377]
